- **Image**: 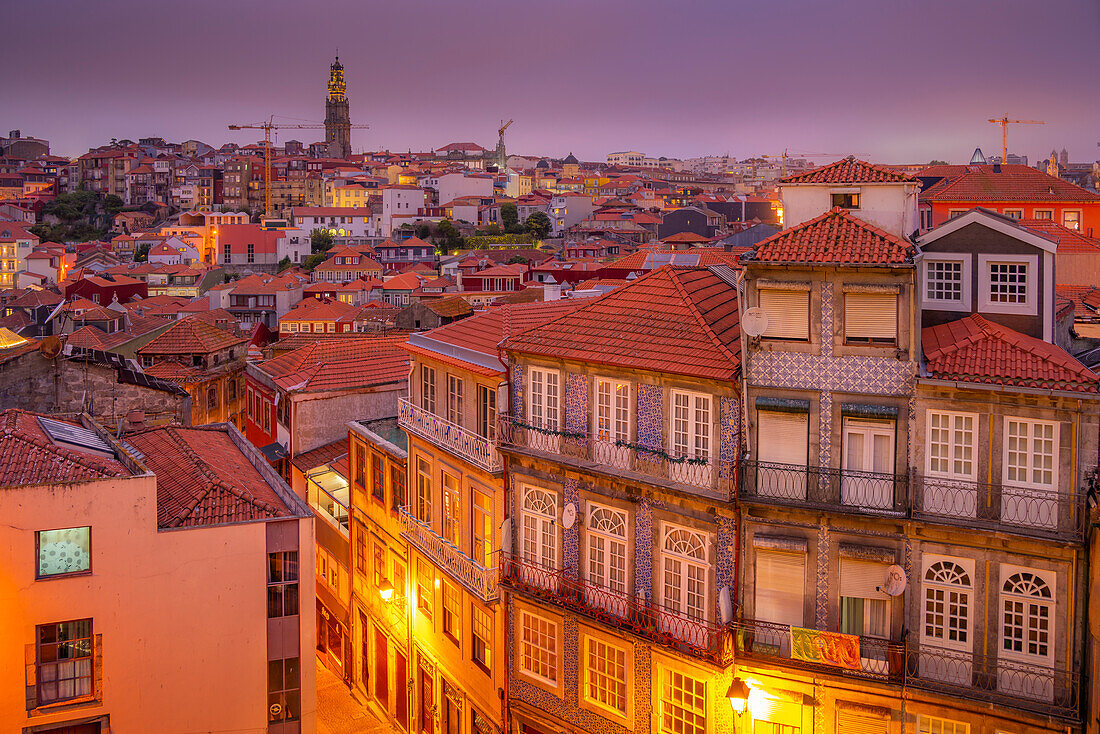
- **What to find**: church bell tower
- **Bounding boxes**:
[324,56,351,159]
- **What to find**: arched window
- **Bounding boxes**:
[1002,571,1053,661]
[923,560,971,650]
[207,386,218,410]
[661,525,708,624]
[586,505,627,600]
[521,488,557,572]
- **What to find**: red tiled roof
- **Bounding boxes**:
[748,208,913,266]
[1016,219,1100,254]
[126,425,292,528]
[919,165,1100,202]
[1056,285,1100,315]
[290,438,349,472]
[280,297,360,323]
[0,410,130,486]
[138,315,247,355]
[256,336,409,392]
[661,232,714,244]
[7,289,63,308]
[780,157,919,185]
[503,266,741,381]
[922,315,1099,393]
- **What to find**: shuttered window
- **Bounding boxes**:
[755,550,805,627]
[757,411,808,467]
[844,292,897,343]
[837,711,888,734]
[840,559,891,600]
[759,288,809,340]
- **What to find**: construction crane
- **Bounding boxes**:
[988,116,1044,166]
[498,118,513,142]
[228,116,369,215]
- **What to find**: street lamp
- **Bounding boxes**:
[727,677,751,715]
[378,580,395,601]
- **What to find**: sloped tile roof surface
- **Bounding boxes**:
[780,157,918,185]
[748,208,912,265]
[919,165,1100,202]
[1056,285,1100,315]
[256,335,409,392]
[0,410,130,486]
[127,425,291,528]
[922,314,1099,393]
[290,438,349,473]
[7,289,63,308]
[138,315,247,355]
[503,266,741,380]
[280,297,360,323]
[425,295,474,318]
[1017,219,1100,254]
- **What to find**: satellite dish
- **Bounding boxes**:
[499,518,512,553]
[741,306,769,337]
[881,565,907,596]
[719,585,733,624]
[39,336,62,359]
[562,502,576,529]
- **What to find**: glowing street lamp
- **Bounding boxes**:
[727,677,751,715]
[378,580,395,601]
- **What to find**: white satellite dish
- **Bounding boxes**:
[562,503,577,529]
[880,564,907,596]
[719,585,733,624]
[499,518,512,553]
[742,306,769,337]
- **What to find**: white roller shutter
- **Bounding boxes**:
[755,550,805,627]
[760,288,810,340]
[837,711,888,734]
[754,696,802,726]
[840,559,891,600]
[844,292,897,341]
[757,411,809,466]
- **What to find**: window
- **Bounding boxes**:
[831,192,860,209]
[661,525,708,629]
[416,559,434,619]
[415,458,432,523]
[755,549,805,627]
[268,657,301,723]
[36,527,91,578]
[246,243,255,263]
[659,669,705,734]
[35,620,94,707]
[594,378,630,444]
[372,453,385,503]
[1062,210,1081,230]
[1003,208,1023,219]
[476,384,496,440]
[355,527,368,577]
[925,259,965,305]
[373,542,386,588]
[584,635,627,716]
[586,504,628,605]
[472,490,493,568]
[528,367,560,430]
[421,365,436,414]
[988,262,1027,304]
[841,419,895,509]
[267,551,299,618]
[918,716,969,734]
[1001,570,1052,662]
[1033,209,1053,220]
[671,390,711,462]
[948,209,966,220]
[472,605,491,669]
[840,558,890,639]
[928,411,976,479]
[391,464,406,511]
[442,473,460,546]
[522,487,557,570]
[207,386,218,410]
[442,580,461,644]
[519,611,558,685]
[223,244,231,263]
[759,287,809,340]
[923,558,971,650]
[844,291,897,344]
[447,374,464,424]
[1005,418,1056,488]
[920,209,934,230]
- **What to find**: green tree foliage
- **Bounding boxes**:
[507,255,529,265]
[303,253,328,270]
[416,224,432,239]
[277,256,292,273]
[435,219,465,255]
[134,242,151,262]
[928,159,948,165]
[500,202,521,233]
[524,211,552,238]
[103,195,124,216]
[310,228,335,253]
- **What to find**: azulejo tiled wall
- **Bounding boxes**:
[565,372,588,436]
[636,383,663,450]
[511,368,524,419]
[815,524,830,627]
[748,352,916,396]
[635,501,654,600]
[562,477,580,580]
[719,396,739,478]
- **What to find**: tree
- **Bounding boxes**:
[134,243,151,262]
[310,228,334,253]
[524,211,552,238]
[103,195,124,216]
[435,219,465,255]
[507,255,529,265]
[476,224,503,236]
[416,224,431,240]
[928,159,948,165]
[277,256,292,273]
[500,202,520,233]
[303,253,327,270]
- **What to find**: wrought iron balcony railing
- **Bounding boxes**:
[399,398,501,473]
[739,460,906,516]
[498,414,734,501]
[733,617,1079,720]
[501,552,733,666]
[398,505,498,603]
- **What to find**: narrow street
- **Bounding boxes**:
[316,657,397,734]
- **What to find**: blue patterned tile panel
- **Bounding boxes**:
[719,396,739,479]
[636,383,663,450]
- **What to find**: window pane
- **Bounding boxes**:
[37,527,91,577]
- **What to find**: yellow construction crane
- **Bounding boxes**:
[988,116,1044,165]
[498,118,514,140]
[228,116,369,215]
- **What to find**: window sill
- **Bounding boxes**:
[35,569,92,582]
[28,694,101,717]
[472,659,491,677]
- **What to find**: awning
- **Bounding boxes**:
[259,442,288,462]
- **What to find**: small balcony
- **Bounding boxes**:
[740,461,906,517]
[498,414,734,501]
[734,617,904,681]
[501,552,733,666]
[398,397,501,473]
[398,505,498,603]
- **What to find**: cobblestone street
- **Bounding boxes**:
[316,657,397,734]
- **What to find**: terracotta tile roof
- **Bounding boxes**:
[256,335,409,392]
[280,297,360,323]
[143,361,206,382]
[1056,285,1100,316]
[780,157,919,185]
[137,316,247,355]
[290,438,349,472]
[0,310,33,333]
[466,263,526,278]
[382,272,426,290]
[504,266,741,381]
[747,207,913,266]
[1016,219,1100,254]
[919,165,1100,202]
[7,289,63,308]
[661,232,714,244]
[425,295,474,318]
[0,409,130,486]
[126,425,292,528]
[922,315,1099,393]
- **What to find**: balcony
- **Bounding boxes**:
[398,505,498,603]
[501,552,733,666]
[733,618,1079,720]
[740,461,906,517]
[398,398,501,473]
[498,414,734,501]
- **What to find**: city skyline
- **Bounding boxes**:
[4,0,1098,163]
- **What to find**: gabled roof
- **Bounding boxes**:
[290,438,349,473]
[747,207,913,266]
[780,157,919,185]
[919,165,1100,202]
[126,425,292,528]
[137,316,247,355]
[0,410,130,486]
[255,336,409,392]
[503,266,741,381]
[1017,219,1100,254]
[922,315,1099,393]
[280,297,360,323]
[7,289,63,308]
[424,295,474,318]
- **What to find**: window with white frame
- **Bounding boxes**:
[584,635,627,716]
[759,286,810,340]
[1001,570,1053,663]
[586,504,628,597]
[415,458,432,523]
[658,668,706,734]
[661,525,708,624]
[1062,210,1081,230]
[528,367,560,430]
[519,610,558,685]
[671,390,711,461]
[521,487,557,570]
[928,411,976,479]
[918,716,969,734]
[594,378,630,444]
[988,262,1028,304]
[447,374,464,425]
[925,259,965,305]
[922,558,971,650]
[421,365,436,414]
[442,472,460,546]
[1005,418,1056,488]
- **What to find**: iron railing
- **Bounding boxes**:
[398,505,498,602]
[733,617,1079,719]
[398,398,502,473]
[501,552,733,666]
[740,460,906,516]
[498,414,735,501]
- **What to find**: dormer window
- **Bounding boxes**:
[978,255,1036,315]
[831,193,860,209]
[989,262,1027,304]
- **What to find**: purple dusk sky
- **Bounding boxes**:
[4,0,1098,164]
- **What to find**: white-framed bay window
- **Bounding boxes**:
[659,523,709,647]
[999,565,1055,701]
[584,502,628,615]
[924,410,978,517]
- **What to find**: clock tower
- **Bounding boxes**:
[324,56,351,159]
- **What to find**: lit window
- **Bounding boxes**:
[416,559,434,619]
[584,636,627,715]
[442,473,460,546]
[988,262,1027,304]
[519,610,558,685]
[416,458,432,523]
[1062,210,1081,230]
[472,490,493,568]
[36,527,90,578]
[443,580,461,644]
[918,715,969,734]
[472,605,491,669]
[659,669,705,734]
[267,551,299,618]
